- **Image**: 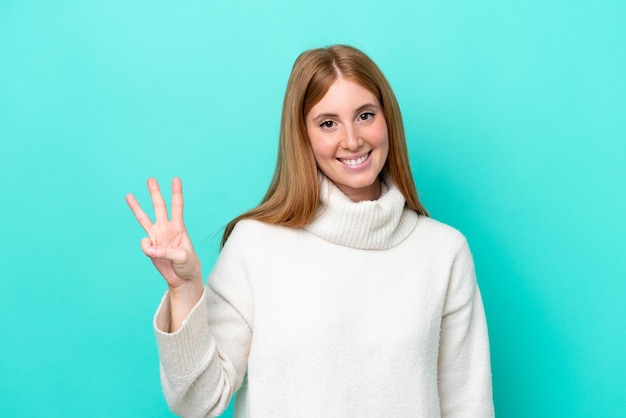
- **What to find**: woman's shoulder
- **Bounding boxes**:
[229,218,290,238]
[224,219,268,246]
[223,219,300,250]
[414,215,469,249]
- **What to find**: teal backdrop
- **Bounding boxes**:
[1,0,624,416]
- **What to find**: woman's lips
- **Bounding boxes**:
[337,150,372,167]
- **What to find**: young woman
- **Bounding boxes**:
[127,45,494,418]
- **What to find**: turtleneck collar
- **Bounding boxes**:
[304,173,419,250]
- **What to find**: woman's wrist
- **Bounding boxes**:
[168,280,204,332]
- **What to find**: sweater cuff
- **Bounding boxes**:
[153,288,214,380]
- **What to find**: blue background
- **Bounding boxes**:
[1,0,624,416]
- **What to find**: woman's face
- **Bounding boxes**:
[305,78,389,202]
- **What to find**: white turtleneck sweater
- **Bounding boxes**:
[154,176,494,418]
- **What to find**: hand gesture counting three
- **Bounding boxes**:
[126,178,203,331]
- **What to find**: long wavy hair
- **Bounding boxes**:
[222,45,428,246]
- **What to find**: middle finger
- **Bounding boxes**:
[148,178,169,223]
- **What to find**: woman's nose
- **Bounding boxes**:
[342,125,362,151]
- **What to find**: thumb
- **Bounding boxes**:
[143,244,188,264]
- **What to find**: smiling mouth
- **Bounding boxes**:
[337,151,371,167]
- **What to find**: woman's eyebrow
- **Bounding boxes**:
[310,103,380,121]
[310,112,338,121]
[354,103,379,113]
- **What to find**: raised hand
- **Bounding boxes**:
[126,178,203,329]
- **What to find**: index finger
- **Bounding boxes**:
[171,177,184,223]
[125,193,154,232]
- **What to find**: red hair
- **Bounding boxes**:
[222,45,427,246]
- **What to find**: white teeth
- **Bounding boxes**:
[340,154,368,166]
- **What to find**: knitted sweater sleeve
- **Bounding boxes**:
[153,227,253,418]
[438,238,494,418]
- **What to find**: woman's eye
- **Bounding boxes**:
[320,120,335,129]
[359,112,374,121]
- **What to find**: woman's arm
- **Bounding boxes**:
[126,177,204,331]
[438,239,495,418]
[154,282,252,418]
[127,178,252,417]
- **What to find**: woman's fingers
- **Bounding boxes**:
[171,177,184,223]
[144,244,188,265]
[126,193,154,232]
[148,178,169,223]
[141,235,186,263]
[140,237,153,252]
[128,176,184,239]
